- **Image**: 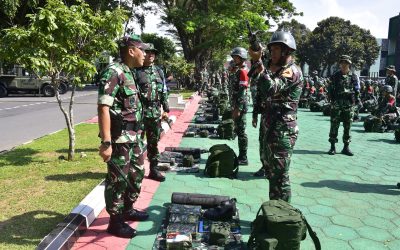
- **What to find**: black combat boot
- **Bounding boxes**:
[107,214,137,238]
[253,167,266,177]
[341,143,354,156]
[123,208,149,221]
[238,155,248,165]
[148,162,165,182]
[328,143,336,155]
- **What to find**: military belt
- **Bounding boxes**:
[122,122,140,132]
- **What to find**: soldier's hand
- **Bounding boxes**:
[232,108,240,119]
[162,112,169,120]
[252,118,258,128]
[99,144,112,162]
[248,47,262,61]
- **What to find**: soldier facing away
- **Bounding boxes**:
[97,35,150,238]
[136,43,170,182]
[249,31,303,202]
[327,55,360,156]
[230,47,249,165]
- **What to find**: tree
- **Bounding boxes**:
[301,17,379,75]
[0,0,127,160]
[141,33,176,65]
[151,0,300,85]
[165,55,194,89]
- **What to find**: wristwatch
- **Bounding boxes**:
[101,141,112,148]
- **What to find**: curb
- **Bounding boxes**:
[36,112,182,250]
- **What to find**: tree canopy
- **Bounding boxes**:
[301,17,379,75]
[141,33,176,65]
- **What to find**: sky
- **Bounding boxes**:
[136,0,399,39]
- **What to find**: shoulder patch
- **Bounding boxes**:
[282,67,293,78]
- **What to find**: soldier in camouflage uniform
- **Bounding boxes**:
[136,43,170,182]
[227,60,238,102]
[230,47,249,165]
[98,35,149,238]
[327,55,360,156]
[385,65,398,105]
[249,31,303,202]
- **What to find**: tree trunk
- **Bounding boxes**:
[54,77,75,161]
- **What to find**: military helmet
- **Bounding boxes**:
[230,47,248,60]
[365,79,372,85]
[386,65,396,72]
[339,55,352,64]
[145,43,158,53]
[118,34,148,49]
[267,31,296,51]
[383,85,393,93]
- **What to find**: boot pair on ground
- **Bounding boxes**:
[328,143,353,156]
[107,208,149,238]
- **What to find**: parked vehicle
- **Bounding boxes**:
[0,65,68,98]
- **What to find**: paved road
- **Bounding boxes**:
[0,87,98,152]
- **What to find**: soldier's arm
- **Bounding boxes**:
[237,69,249,112]
[158,67,170,112]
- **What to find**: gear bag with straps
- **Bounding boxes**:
[247,199,321,250]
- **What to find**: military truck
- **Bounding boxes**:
[0,65,68,98]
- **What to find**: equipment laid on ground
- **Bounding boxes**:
[164,147,208,163]
[152,193,243,249]
[204,144,238,178]
[322,103,331,116]
[247,199,321,250]
[184,124,218,138]
[309,100,326,112]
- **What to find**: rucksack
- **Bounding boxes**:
[204,144,238,178]
[363,115,383,132]
[247,200,321,250]
[217,119,235,139]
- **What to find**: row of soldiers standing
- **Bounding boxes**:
[97,35,170,238]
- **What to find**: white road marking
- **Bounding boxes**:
[0,92,96,111]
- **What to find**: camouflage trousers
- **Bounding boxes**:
[105,142,144,216]
[261,127,298,203]
[250,85,257,106]
[143,117,161,168]
[234,110,248,157]
[329,106,354,144]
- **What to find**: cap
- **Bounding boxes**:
[386,65,396,72]
[118,34,148,50]
[339,55,352,64]
[145,43,158,53]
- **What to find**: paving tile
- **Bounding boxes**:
[331,214,364,228]
[322,224,360,241]
[309,204,339,217]
[349,238,389,250]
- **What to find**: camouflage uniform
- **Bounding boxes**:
[231,65,249,159]
[136,65,169,169]
[98,62,144,216]
[257,61,303,202]
[328,70,360,144]
[385,73,398,105]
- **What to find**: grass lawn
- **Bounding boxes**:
[0,123,105,250]
[169,88,195,99]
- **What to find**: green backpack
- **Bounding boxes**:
[217,119,235,139]
[204,144,238,178]
[247,200,321,250]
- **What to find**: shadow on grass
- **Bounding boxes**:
[55,148,98,154]
[301,180,400,195]
[0,148,42,167]
[45,171,104,182]
[0,210,64,247]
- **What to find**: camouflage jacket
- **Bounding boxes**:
[231,66,249,112]
[136,65,169,119]
[328,70,360,107]
[385,74,398,95]
[255,60,303,133]
[377,94,396,116]
[98,62,143,143]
